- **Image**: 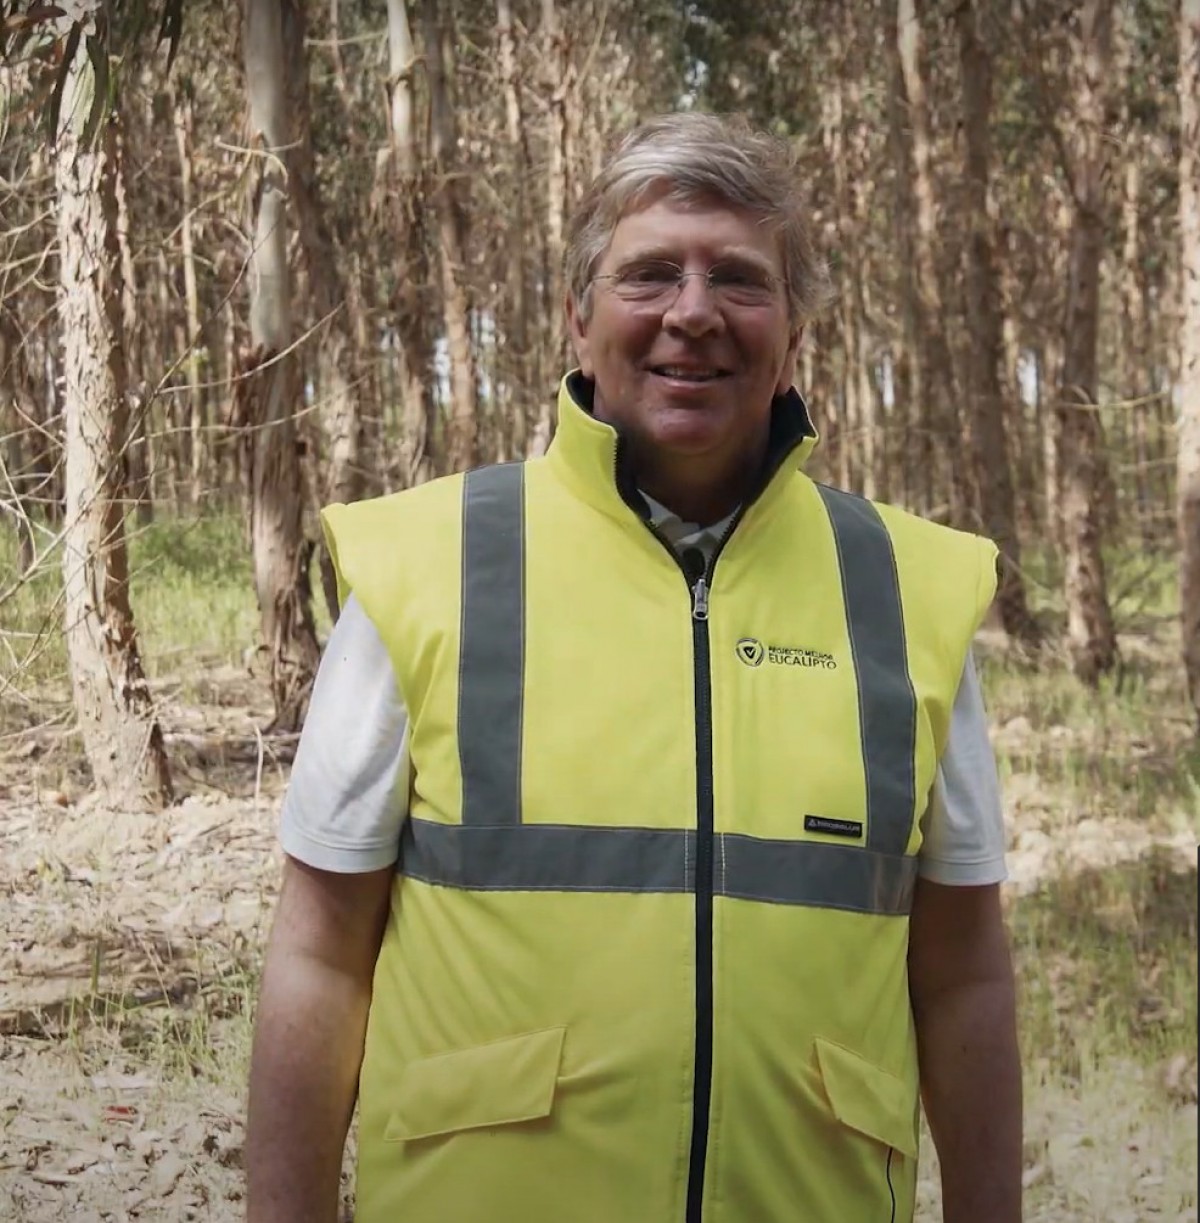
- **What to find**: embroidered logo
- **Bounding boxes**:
[736,638,766,667]
[735,638,837,670]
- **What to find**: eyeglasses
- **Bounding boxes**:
[591,259,786,308]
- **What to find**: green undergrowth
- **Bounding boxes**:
[1,512,333,706]
[1018,543,1179,631]
[979,650,1200,830]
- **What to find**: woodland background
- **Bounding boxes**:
[0,0,1197,1219]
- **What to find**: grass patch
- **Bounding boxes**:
[978,641,1199,831]
[50,953,259,1093]
[125,515,259,678]
[1,511,332,707]
[1012,849,1196,1070]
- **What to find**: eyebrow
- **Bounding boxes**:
[619,246,777,273]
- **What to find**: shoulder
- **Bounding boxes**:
[802,481,996,597]
[319,475,466,616]
[323,471,466,542]
[826,487,996,602]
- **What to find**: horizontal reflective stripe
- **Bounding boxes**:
[400,819,694,893]
[399,819,915,915]
[716,832,917,915]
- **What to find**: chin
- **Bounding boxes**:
[648,418,728,456]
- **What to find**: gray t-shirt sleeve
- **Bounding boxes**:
[279,594,410,873]
[917,650,1008,885]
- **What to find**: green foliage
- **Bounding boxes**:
[0,0,185,146]
[1012,543,1178,634]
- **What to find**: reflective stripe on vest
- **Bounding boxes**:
[404,465,919,916]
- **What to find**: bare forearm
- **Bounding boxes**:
[246,952,373,1223]
[916,978,1022,1223]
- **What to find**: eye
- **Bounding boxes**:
[710,263,772,290]
[617,260,681,287]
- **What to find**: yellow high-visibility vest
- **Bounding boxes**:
[323,374,997,1223]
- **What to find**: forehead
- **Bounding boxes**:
[602,191,782,268]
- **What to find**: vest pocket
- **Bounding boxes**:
[382,1027,566,1143]
[814,1036,918,1159]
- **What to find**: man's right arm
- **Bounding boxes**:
[246,856,392,1223]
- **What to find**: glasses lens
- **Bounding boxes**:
[709,263,776,305]
[612,260,681,300]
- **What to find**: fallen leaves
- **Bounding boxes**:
[1,1069,250,1221]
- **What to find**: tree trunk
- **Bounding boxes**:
[955,0,1039,646]
[386,0,436,487]
[1179,0,1200,720]
[497,0,531,458]
[421,0,479,473]
[56,63,173,807]
[998,226,1037,538]
[530,0,571,456]
[112,113,154,526]
[885,6,926,515]
[280,0,364,501]
[239,0,320,731]
[1058,0,1119,684]
[170,85,205,506]
[280,0,368,621]
[0,316,39,572]
[896,0,972,524]
[825,25,877,501]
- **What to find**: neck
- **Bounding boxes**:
[628,445,763,527]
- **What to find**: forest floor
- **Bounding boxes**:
[0,520,1197,1221]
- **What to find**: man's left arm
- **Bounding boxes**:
[908,877,1022,1223]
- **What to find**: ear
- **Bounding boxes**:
[565,293,595,378]
[775,323,805,395]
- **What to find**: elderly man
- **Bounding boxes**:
[246,112,1022,1223]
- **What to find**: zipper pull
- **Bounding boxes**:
[691,575,709,621]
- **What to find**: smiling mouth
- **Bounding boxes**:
[649,366,732,383]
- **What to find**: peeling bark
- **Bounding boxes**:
[56,60,173,806]
[240,0,320,731]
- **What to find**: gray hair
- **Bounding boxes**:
[566,112,835,325]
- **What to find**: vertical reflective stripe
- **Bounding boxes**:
[817,486,917,857]
[459,463,526,826]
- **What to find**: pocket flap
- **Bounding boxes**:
[384,1027,566,1143]
[814,1037,918,1159]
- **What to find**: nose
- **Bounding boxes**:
[661,273,724,335]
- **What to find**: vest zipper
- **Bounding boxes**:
[639,514,757,1223]
[611,432,802,1223]
[684,550,715,1223]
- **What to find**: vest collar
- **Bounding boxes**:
[544,370,820,527]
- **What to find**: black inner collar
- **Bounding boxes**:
[564,371,816,520]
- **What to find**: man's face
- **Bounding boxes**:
[567,189,801,474]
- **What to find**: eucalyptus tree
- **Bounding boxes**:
[1179,0,1200,721]
[235,0,320,730]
